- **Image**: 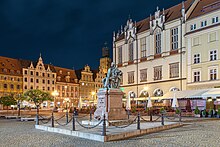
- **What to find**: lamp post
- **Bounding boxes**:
[17,94,21,117]
[52,90,59,109]
[64,97,70,124]
[90,91,96,121]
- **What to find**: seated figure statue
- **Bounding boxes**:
[102,62,122,89]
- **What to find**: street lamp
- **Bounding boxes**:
[64,97,70,124]
[91,91,96,107]
[52,90,59,109]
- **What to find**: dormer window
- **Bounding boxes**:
[57,76,61,81]
[67,72,70,76]
[59,70,62,74]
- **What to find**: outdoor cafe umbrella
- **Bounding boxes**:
[78,96,82,109]
[172,93,179,108]
[147,97,153,108]
[126,96,131,110]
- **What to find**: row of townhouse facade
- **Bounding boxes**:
[113,0,220,110]
[0,45,111,109]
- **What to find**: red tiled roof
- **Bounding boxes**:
[115,0,194,42]
[0,56,22,76]
[54,66,78,83]
[188,0,220,20]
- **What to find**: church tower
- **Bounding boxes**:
[100,42,111,74]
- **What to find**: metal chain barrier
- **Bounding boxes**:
[55,116,73,126]
[74,114,90,119]
[75,118,103,129]
[107,117,137,128]
[39,115,52,124]
[54,115,66,121]
[140,115,161,122]
[165,114,180,120]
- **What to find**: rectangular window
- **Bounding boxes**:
[128,71,134,84]
[190,24,196,31]
[140,37,147,58]
[30,71,34,75]
[170,63,179,78]
[201,20,207,27]
[36,72,39,76]
[212,16,219,24]
[194,54,200,64]
[128,42,134,61]
[171,27,178,50]
[210,50,217,61]
[193,71,200,82]
[209,32,217,42]
[120,73,123,85]
[155,30,161,54]
[210,69,217,80]
[36,79,39,83]
[140,69,147,82]
[154,66,162,80]
[118,46,122,64]
[24,70,28,75]
[192,37,199,46]
[30,78,33,83]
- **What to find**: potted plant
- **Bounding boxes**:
[160,107,166,114]
[202,109,206,117]
[175,108,181,115]
[217,108,220,118]
[194,106,201,118]
[131,106,136,113]
[208,109,213,118]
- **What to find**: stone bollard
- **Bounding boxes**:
[102,114,106,136]
[51,112,54,127]
[36,113,39,125]
[66,111,69,125]
[150,109,153,122]
[179,111,182,122]
[90,110,92,121]
[72,112,75,131]
[127,110,130,119]
[137,112,140,130]
[161,113,164,126]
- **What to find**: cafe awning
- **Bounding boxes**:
[162,89,210,99]
[201,88,220,98]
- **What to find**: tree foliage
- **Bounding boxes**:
[24,89,53,106]
[0,95,17,107]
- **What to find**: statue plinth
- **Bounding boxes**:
[94,88,127,121]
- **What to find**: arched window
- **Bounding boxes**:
[170,87,180,92]
[155,29,162,54]
[129,91,135,98]
[154,88,163,97]
[139,90,149,97]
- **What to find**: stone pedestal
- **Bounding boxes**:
[94,88,127,121]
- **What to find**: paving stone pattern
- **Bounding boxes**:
[0,118,220,147]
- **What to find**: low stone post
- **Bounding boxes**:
[51,112,54,127]
[66,111,69,125]
[161,113,164,126]
[36,105,39,125]
[90,109,92,121]
[72,112,75,131]
[127,110,130,119]
[179,111,182,122]
[102,114,106,136]
[137,112,140,130]
[150,109,153,122]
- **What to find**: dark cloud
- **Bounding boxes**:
[0,0,179,69]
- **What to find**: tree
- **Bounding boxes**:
[13,93,26,117]
[24,89,53,125]
[0,95,17,115]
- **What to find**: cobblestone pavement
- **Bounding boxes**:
[0,118,220,147]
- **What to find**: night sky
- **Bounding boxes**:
[0,0,180,70]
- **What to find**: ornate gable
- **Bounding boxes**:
[150,7,165,34]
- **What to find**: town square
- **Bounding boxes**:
[1,0,220,146]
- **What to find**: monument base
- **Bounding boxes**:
[94,88,127,121]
